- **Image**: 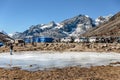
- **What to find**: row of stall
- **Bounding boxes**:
[61,37,120,43]
[1,36,120,47]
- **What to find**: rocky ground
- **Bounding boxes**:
[0,43,120,53]
[0,43,120,80]
[0,64,120,80]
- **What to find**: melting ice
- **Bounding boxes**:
[0,51,120,71]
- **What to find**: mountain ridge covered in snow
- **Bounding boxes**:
[82,12,120,37]
[11,14,112,39]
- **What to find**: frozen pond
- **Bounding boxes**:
[0,51,120,71]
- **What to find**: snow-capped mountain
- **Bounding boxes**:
[95,15,112,26]
[0,30,7,35]
[11,32,22,39]
[82,12,120,37]
[11,14,112,39]
[8,34,13,37]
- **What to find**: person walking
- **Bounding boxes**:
[10,43,14,55]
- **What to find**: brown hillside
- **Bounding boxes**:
[0,32,14,43]
[82,12,120,37]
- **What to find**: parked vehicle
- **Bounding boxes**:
[89,37,97,43]
[79,37,89,43]
[61,38,72,43]
[74,38,80,43]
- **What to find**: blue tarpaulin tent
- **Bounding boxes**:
[40,37,53,42]
[24,38,31,43]
[0,42,4,47]
[24,37,53,43]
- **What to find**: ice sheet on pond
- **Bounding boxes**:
[0,51,120,71]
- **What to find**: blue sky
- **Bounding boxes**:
[0,0,120,34]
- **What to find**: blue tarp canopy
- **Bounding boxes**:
[24,37,53,43]
[0,42,4,47]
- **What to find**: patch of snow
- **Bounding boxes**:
[95,14,112,26]
[85,15,89,18]
[56,23,60,25]
[62,31,69,35]
[40,25,49,29]
[40,23,54,29]
[8,34,13,37]
[54,24,64,29]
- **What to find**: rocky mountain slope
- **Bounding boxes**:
[12,14,111,39]
[0,32,14,43]
[82,12,120,37]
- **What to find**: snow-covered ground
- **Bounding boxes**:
[0,51,120,71]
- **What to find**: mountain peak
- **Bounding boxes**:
[48,21,56,26]
[49,21,55,24]
[0,30,7,35]
[11,13,112,39]
[95,14,112,26]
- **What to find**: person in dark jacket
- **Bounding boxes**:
[10,43,14,55]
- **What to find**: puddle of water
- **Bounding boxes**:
[0,51,120,71]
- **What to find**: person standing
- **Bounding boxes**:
[10,43,14,55]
